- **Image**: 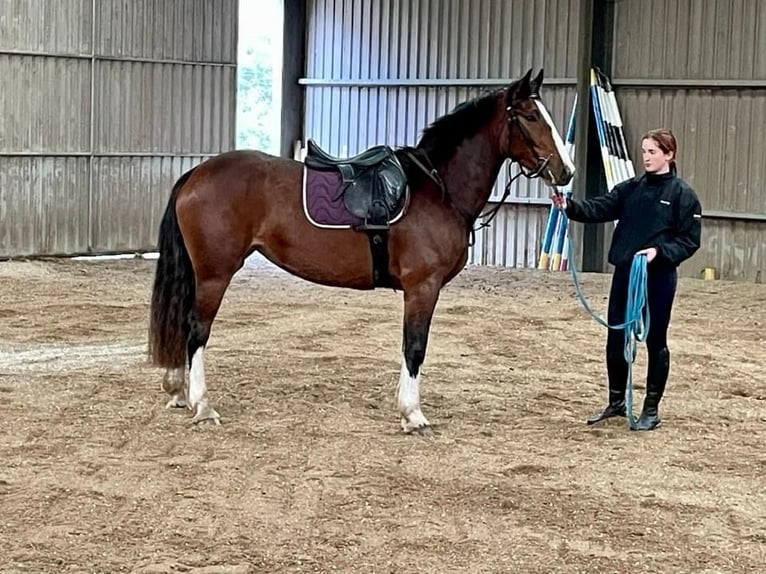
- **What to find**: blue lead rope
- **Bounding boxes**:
[564,218,650,430]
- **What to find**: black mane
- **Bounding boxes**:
[415,90,502,165]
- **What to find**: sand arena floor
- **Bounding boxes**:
[0,255,764,573]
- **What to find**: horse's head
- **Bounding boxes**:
[503,69,575,187]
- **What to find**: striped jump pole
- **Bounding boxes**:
[589,68,618,191]
[538,94,577,270]
[595,68,635,182]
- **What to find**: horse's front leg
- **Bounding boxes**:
[398,280,440,437]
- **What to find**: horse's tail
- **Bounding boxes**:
[148,167,197,368]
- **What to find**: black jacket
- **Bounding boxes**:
[565,172,702,269]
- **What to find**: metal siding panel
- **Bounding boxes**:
[469,205,551,268]
[614,0,766,81]
[94,61,233,154]
[94,0,237,63]
[616,88,765,217]
[0,157,89,256]
[542,0,580,78]
[694,219,766,282]
[90,156,204,252]
[0,55,91,153]
[1,0,236,258]
[0,0,92,54]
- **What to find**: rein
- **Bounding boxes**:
[475,156,550,231]
[401,149,447,200]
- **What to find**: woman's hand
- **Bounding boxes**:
[635,247,658,262]
[550,192,567,211]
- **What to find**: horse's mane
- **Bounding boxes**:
[415,90,502,165]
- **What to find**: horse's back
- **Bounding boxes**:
[194,149,301,181]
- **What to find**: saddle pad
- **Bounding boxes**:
[302,166,406,229]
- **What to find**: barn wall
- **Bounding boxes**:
[0,0,238,257]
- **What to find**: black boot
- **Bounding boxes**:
[633,347,670,431]
[587,351,629,425]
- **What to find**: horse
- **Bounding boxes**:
[148,68,575,435]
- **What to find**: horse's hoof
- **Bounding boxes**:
[412,425,434,438]
[165,396,188,409]
[191,408,221,425]
[401,415,433,437]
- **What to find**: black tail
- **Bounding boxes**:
[148,168,197,368]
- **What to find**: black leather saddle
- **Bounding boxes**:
[304,139,407,229]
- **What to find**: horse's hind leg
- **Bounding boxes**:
[187,275,233,425]
[398,280,440,437]
[162,367,187,408]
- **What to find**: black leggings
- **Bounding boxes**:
[606,265,677,357]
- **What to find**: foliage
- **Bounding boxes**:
[236,6,280,154]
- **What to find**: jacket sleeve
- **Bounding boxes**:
[565,180,630,223]
[658,187,702,266]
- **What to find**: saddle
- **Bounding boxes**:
[304,139,408,230]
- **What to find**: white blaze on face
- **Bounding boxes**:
[534,100,577,175]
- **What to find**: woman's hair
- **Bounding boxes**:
[642,128,678,173]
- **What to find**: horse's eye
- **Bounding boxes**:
[525,114,537,122]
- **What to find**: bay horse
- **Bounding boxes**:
[149,69,575,435]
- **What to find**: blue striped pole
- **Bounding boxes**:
[589,69,618,191]
[595,69,635,182]
[539,94,577,270]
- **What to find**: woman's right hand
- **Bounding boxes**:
[550,192,567,211]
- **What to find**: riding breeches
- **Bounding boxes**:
[606,264,678,357]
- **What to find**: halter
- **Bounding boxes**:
[473,99,553,237]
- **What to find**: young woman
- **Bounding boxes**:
[551,129,702,431]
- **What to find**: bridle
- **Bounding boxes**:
[474,98,554,237]
[505,97,553,180]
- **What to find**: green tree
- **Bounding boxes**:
[237,39,276,151]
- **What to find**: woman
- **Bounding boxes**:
[551,129,702,431]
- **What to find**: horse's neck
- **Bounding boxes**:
[439,134,504,223]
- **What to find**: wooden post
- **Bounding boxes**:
[280,0,306,159]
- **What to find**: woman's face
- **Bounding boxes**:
[642,137,674,174]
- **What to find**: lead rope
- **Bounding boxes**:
[560,208,650,430]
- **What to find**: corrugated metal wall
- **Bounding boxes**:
[302,0,581,268]
[612,0,766,281]
[0,0,237,257]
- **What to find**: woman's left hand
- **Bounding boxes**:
[635,247,658,262]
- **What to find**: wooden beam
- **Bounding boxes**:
[280,0,306,159]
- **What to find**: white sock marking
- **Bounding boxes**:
[397,355,430,431]
[187,347,206,409]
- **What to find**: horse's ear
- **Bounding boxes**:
[530,69,544,95]
[507,68,533,106]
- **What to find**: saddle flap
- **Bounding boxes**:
[343,156,407,221]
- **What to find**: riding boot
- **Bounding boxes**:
[586,350,629,425]
[634,347,670,431]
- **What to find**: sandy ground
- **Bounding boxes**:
[0,255,764,574]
